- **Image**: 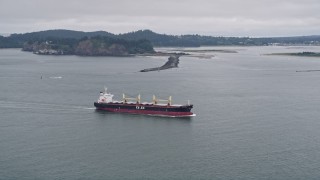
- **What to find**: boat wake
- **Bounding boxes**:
[146,113,196,118]
[83,107,96,110]
[0,100,93,112]
[49,76,62,79]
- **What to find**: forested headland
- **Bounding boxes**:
[22,36,154,56]
[1,29,320,56]
[0,30,155,56]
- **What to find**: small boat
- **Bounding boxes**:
[94,87,195,117]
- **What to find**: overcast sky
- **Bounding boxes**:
[1,0,319,37]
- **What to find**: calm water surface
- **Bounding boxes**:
[1,46,320,179]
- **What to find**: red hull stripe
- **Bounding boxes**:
[96,107,194,117]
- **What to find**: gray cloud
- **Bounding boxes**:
[1,0,320,36]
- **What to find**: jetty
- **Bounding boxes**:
[140,55,180,72]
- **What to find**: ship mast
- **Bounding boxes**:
[123,94,141,104]
[153,95,172,105]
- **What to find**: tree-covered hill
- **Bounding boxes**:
[118,30,320,46]
[119,30,181,46]
[0,29,115,48]
[1,29,320,49]
[22,36,155,56]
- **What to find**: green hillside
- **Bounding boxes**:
[1,29,320,48]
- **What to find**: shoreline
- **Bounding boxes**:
[265,52,320,57]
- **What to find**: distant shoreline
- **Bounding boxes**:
[265,52,320,57]
[2,29,320,50]
[171,49,237,53]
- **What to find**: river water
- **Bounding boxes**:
[1,46,320,179]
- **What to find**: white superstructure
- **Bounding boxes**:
[97,87,114,103]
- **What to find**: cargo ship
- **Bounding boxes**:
[94,88,195,117]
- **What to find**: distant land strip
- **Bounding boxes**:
[296,70,320,72]
[265,52,320,57]
[172,49,237,53]
[1,29,320,50]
